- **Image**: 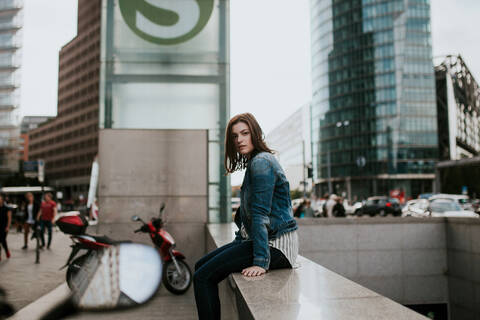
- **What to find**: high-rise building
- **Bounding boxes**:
[19,115,52,161]
[0,0,22,176]
[435,55,480,161]
[266,103,311,192]
[28,0,100,200]
[310,0,438,199]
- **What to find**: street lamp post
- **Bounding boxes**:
[327,120,350,197]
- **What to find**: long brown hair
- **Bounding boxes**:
[224,113,273,174]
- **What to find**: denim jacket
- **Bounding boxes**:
[234,151,298,270]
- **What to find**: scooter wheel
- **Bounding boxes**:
[66,253,89,290]
[163,260,192,295]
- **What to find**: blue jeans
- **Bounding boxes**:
[40,220,52,248]
[193,241,291,320]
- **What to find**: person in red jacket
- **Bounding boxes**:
[36,193,57,249]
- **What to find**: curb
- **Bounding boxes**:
[9,283,70,320]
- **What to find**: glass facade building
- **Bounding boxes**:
[310,0,438,199]
[99,0,230,222]
[0,0,22,175]
[266,103,311,192]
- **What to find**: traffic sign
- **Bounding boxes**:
[38,160,45,183]
[24,160,38,172]
[24,172,38,178]
[23,160,45,182]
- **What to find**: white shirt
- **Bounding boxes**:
[26,203,35,224]
[240,224,298,268]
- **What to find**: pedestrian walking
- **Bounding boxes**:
[194,113,298,320]
[22,192,40,249]
[36,193,57,249]
[319,193,329,217]
[293,198,306,218]
[333,196,346,217]
[0,195,12,260]
[304,199,315,217]
[326,194,337,217]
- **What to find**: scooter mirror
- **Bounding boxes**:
[131,215,140,222]
[40,244,162,319]
[73,243,162,310]
[160,203,165,213]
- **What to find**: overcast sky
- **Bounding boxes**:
[21,0,480,133]
[20,0,77,118]
[20,0,479,186]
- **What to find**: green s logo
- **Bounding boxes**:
[118,0,214,45]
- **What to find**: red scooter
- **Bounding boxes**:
[56,212,131,289]
[131,203,192,295]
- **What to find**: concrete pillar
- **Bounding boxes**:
[96,129,208,267]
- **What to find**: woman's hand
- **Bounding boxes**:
[241,266,266,277]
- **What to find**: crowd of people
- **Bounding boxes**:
[0,192,58,261]
[293,193,347,218]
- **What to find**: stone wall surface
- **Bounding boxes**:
[297,217,480,319]
[445,218,480,320]
[96,129,208,267]
[297,218,448,306]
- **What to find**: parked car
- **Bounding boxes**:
[345,200,363,215]
[429,194,473,211]
[402,199,429,217]
[472,199,480,214]
[418,193,436,199]
[426,199,478,218]
[357,196,401,216]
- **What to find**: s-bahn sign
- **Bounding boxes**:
[119,0,215,45]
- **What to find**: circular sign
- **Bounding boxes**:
[356,156,366,168]
[118,0,215,45]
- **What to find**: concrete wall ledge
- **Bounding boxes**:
[295,216,447,225]
[207,223,428,320]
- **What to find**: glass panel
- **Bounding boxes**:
[100,0,230,222]
[111,83,219,129]
[209,141,220,183]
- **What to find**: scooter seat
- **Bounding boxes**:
[84,234,132,245]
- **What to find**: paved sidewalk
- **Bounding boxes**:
[69,286,198,320]
[2,229,200,320]
[0,228,71,312]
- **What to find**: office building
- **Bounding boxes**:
[266,103,311,192]
[310,0,438,199]
[435,55,480,161]
[0,0,22,176]
[28,0,100,200]
[19,115,52,161]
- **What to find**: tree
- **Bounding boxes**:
[290,189,303,200]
